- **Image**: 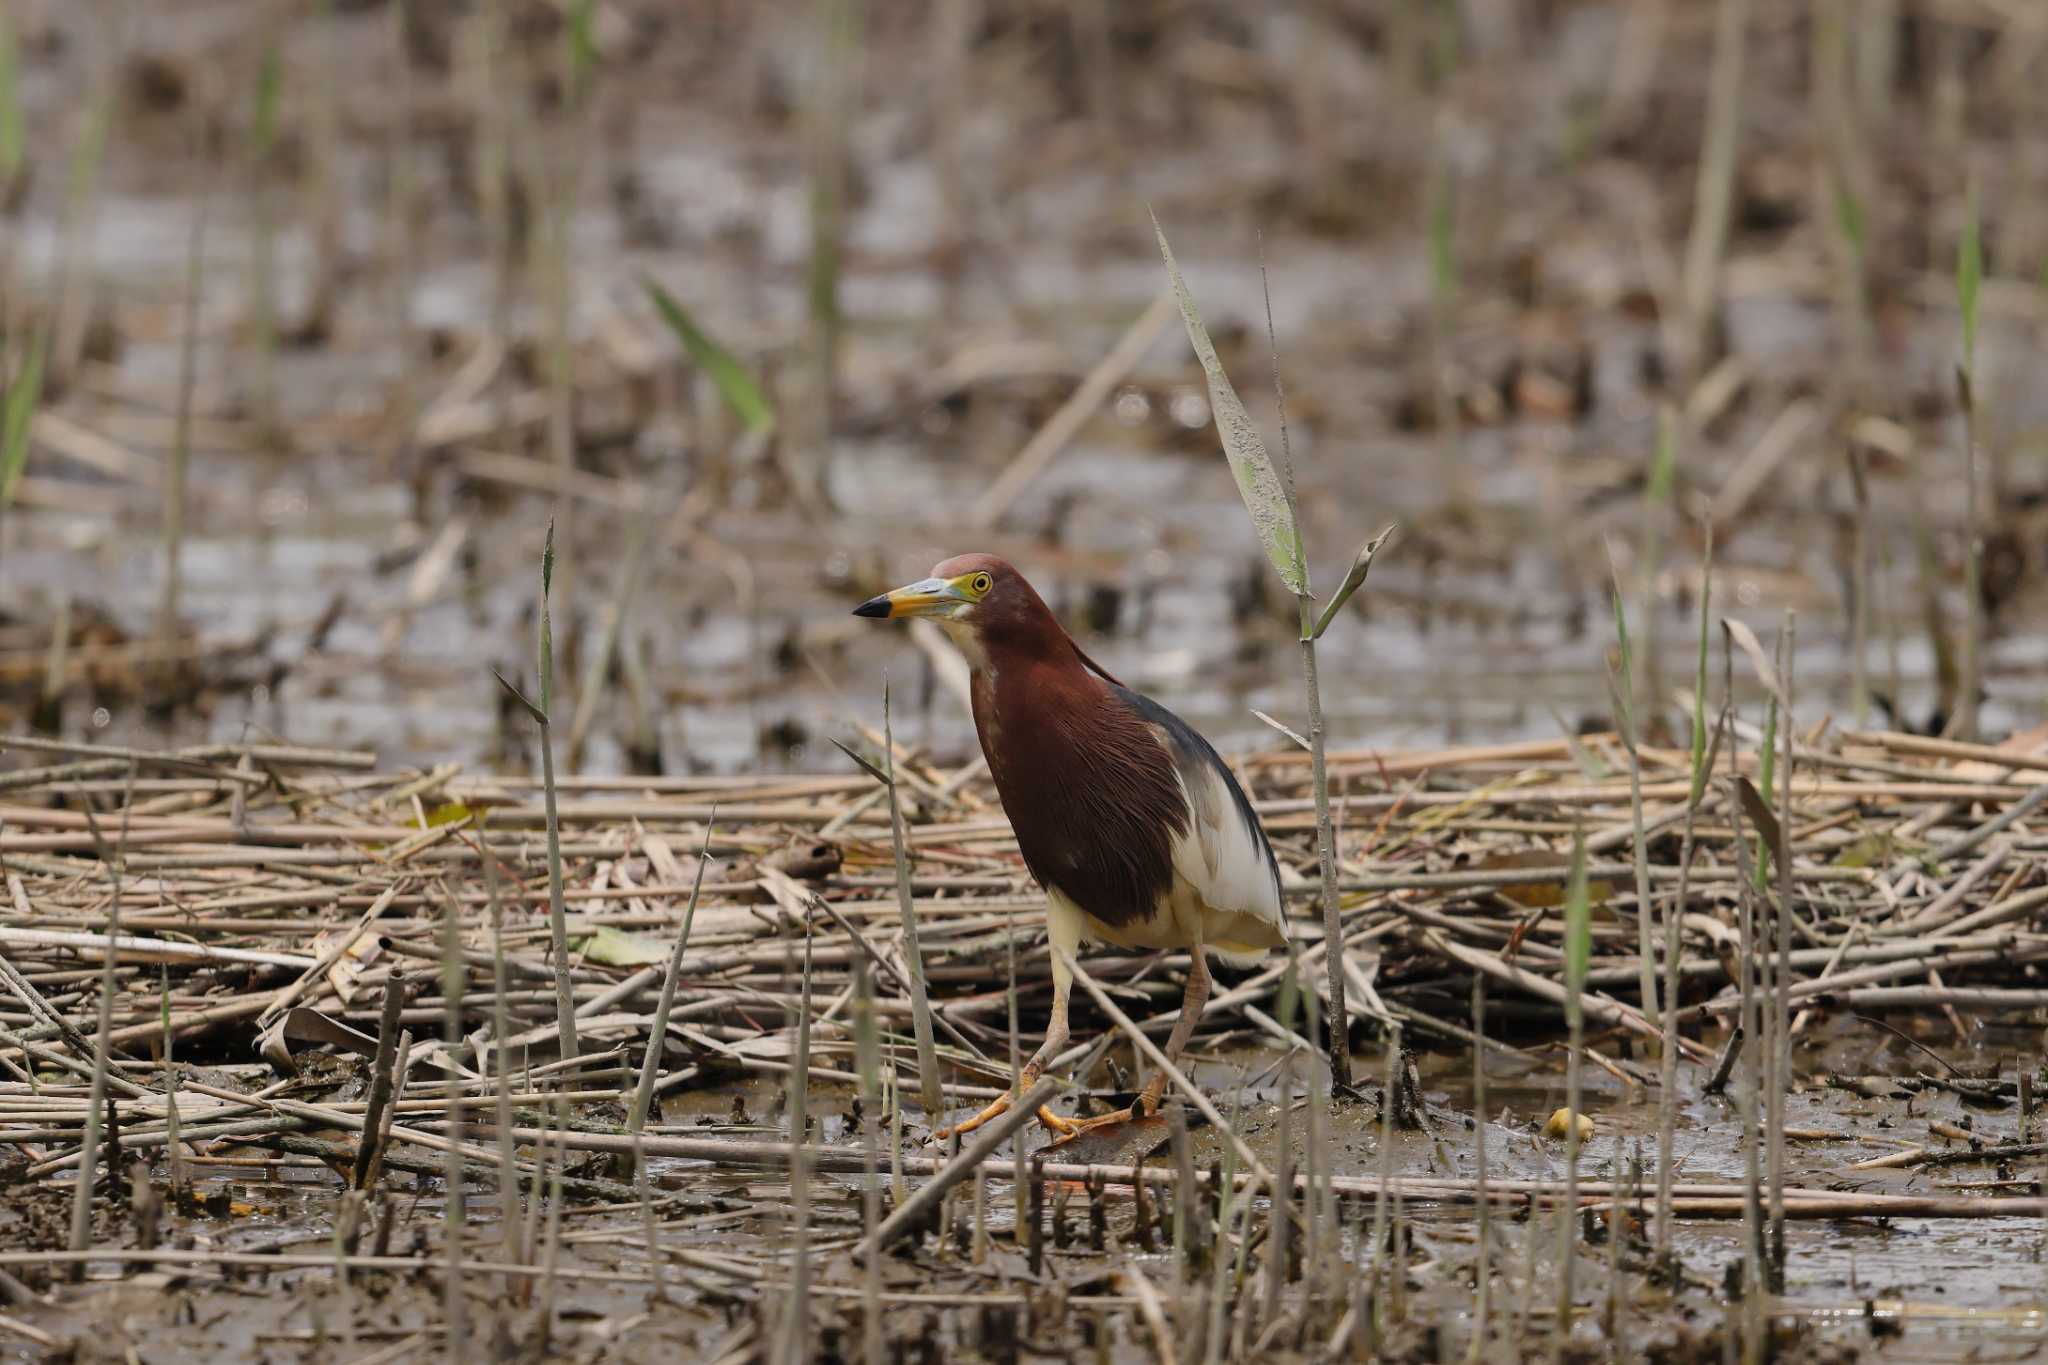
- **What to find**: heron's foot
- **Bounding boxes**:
[1042,1102,1157,1149]
[1033,1106,1083,1138]
[930,1092,1012,1143]
[930,1073,1059,1143]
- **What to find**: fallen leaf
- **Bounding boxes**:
[1543,1107,1594,1142]
[572,924,669,966]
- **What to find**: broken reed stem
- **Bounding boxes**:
[627,821,714,1134]
[0,935,96,1070]
[520,1109,549,1283]
[477,0,514,403]
[66,762,135,1273]
[479,832,522,1270]
[1612,571,1660,1030]
[247,20,280,441]
[634,1136,659,1302]
[1299,597,1351,1090]
[160,972,185,1203]
[1657,528,1715,1264]
[566,498,656,764]
[1768,612,1796,1282]
[1678,0,1751,385]
[854,956,883,1365]
[303,0,340,340]
[352,968,408,1190]
[440,881,469,1365]
[1204,1091,1249,1365]
[799,0,857,518]
[1262,1016,1294,1327]
[537,1098,567,1348]
[156,133,209,654]
[47,5,115,384]
[540,0,589,560]
[1813,0,1874,399]
[1468,975,1490,1365]
[1954,316,1983,744]
[1847,442,1872,729]
[1006,902,1027,1223]
[1369,1027,1397,1338]
[879,684,943,1118]
[1296,941,1333,1311]
[536,523,579,1065]
[777,922,815,1365]
[1637,406,1676,727]
[1726,706,1767,1361]
[384,0,418,474]
[1604,1135,1625,1341]
[1552,852,1587,1361]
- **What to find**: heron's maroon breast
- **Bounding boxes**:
[972,655,1188,929]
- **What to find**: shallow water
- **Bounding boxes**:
[12,1013,2046,1362]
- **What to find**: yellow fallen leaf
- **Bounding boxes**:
[571,924,669,967]
[1543,1107,1594,1142]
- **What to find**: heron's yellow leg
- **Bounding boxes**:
[936,905,1082,1142]
[1048,951,1211,1147]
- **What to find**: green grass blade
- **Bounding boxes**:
[1563,828,1590,1027]
[1690,527,1715,806]
[538,519,557,715]
[1957,181,1981,370]
[490,667,547,726]
[1309,523,1397,640]
[1610,586,1634,731]
[1428,172,1457,304]
[1833,183,1863,257]
[568,0,598,96]
[1151,210,1306,594]
[0,11,22,182]
[643,276,776,435]
[1274,959,1301,1034]
[0,330,47,512]
[252,39,281,156]
[829,737,893,789]
[1753,696,1777,889]
[1647,408,1677,507]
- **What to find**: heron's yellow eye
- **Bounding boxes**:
[969,572,993,596]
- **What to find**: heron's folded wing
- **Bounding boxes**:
[1114,688,1283,927]
[1163,738,1283,926]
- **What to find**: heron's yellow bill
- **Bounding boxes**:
[852,575,972,620]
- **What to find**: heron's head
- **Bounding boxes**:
[854,553,1107,680]
[852,552,1031,628]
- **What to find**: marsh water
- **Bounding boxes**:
[6,5,2047,779]
[8,1014,2046,1363]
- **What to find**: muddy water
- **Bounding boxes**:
[14,1014,2043,1362]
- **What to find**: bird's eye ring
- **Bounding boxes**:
[970,572,993,595]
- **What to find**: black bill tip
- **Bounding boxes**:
[852,595,892,619]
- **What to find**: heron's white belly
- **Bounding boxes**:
[1046,875,1282,963]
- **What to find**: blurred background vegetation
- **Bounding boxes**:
[0,0,2042,775]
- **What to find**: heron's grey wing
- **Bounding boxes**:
[1112,686,1283,928]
